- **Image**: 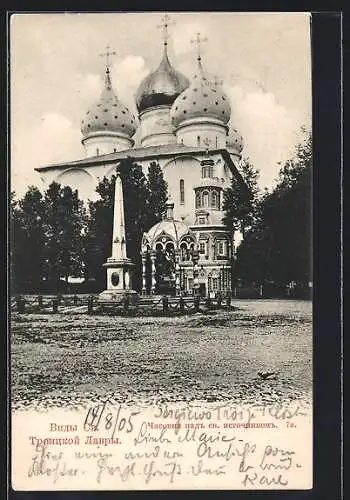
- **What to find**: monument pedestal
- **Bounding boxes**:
[99,258,139,304]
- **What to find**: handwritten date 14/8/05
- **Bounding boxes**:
[84,401,140,438]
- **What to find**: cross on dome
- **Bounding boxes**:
[100,45,117,72]
[157,13,175,46]
[190,32,208,62]
[100,45,117,89]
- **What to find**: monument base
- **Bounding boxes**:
[98,288,139,304]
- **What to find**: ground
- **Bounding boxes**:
[11,300,312,411]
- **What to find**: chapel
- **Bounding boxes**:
[35,18,246,297]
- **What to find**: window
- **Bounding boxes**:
[197,135,200,146]
[218,241,227,256]
[199,241,206,254]
[211,190,218,208]
[188,278,194,291]
[195,192,201,208]
[199,217,206,225]
[180,179,185,204]
[180,243,188,260]
[202,165,213,178]
[96,148,99,156]
[208,276,212,291]
[202,191,209,207]
[212,278,218,291]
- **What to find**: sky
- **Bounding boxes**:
[10,12,312,195]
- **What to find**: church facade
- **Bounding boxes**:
[35,30,247,297]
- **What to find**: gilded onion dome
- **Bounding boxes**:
[171,60,231,128]
[81,68,137,138]
[135,46,190,114]
[226,127,244,153]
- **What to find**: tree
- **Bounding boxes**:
[85,158,168,291]
[11,187,46,292]
[235,130,312,291]
[222,158,260,238]
[145,161,168,230]
[42,182,87,291]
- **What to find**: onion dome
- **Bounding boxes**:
[171,60,231,128]
[226,127,244,153]
[81,68,137,138]
[135,46,190,114]
[142,201,196,251]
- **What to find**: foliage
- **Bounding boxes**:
[10,187,46,292]
[146,161,168,229]
[235,131,312,289]
[11,183,87,293]
[42,182,87,287]
[222,157,260,237]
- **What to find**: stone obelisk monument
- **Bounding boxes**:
[99,168,138,302]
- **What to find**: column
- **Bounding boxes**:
[150,251,157,295]
[141,254,147,295]
[175,251,181,296]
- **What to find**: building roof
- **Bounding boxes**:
[36,144,207,171]
[35,144,247,190]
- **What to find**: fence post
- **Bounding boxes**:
[205,296,211,310]
[217,291,222,309]
[162,295,168,313]
[57,293,62,305]
[122,294,130,314]
[179,296,185,314]
[38,295,43,309]
[52,298,58,314]
[16,296,25,313]
[88,295,94,314]
[226,292,231,308]
[194,296,200,313]
[73,294,78,305]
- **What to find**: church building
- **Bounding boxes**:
[35,18,247,297]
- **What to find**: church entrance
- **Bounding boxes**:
[155,243,176,295]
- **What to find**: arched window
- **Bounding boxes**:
[202,191,209,207]
[197,135,200,147]
[96,148,99,156]
[195,192,201,208]
[211,190,218,208]
[180,179,185,204]
[180,242,188,261]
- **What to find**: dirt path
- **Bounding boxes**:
[11,300,312,411]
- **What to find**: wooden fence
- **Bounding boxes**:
[11,293,233,316]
